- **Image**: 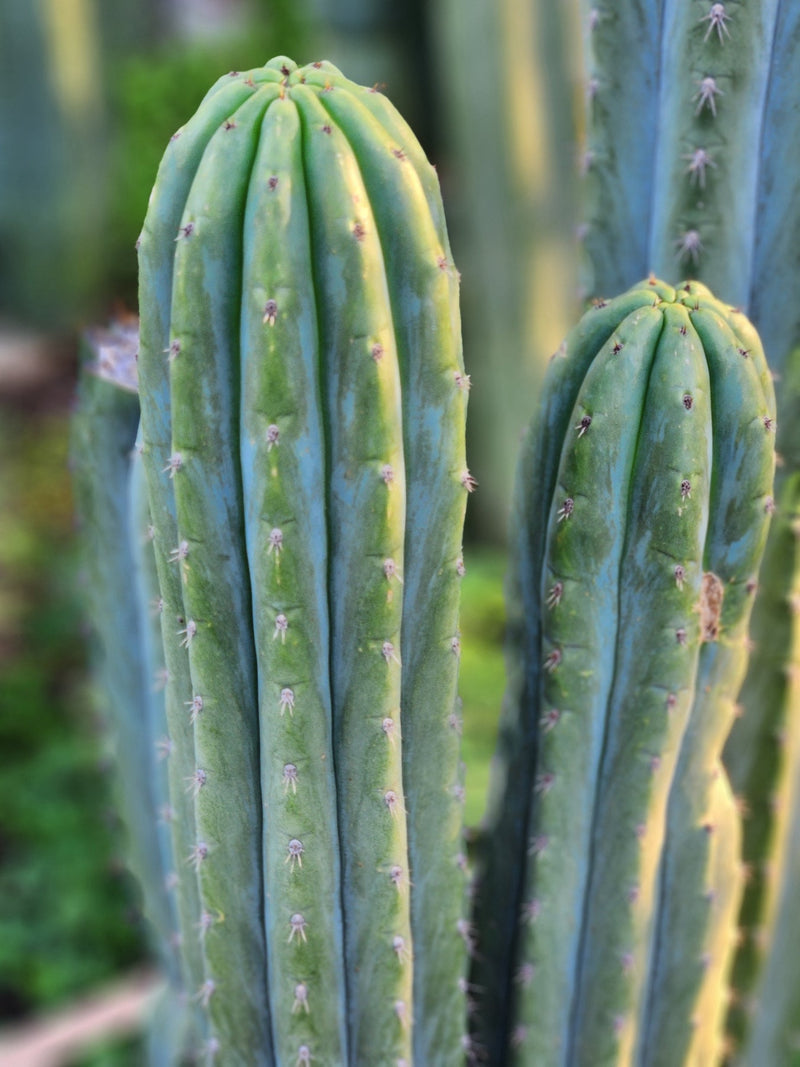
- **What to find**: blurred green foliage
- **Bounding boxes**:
[0,407,144,1023]
[105,11,312,311]
[459,548,507,827]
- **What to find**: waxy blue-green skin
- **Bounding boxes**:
[577,0,800,398]
[137,57,468,1065]
[474,280,775,1067]
[723,347,800,1061]
[70,339,199,1059]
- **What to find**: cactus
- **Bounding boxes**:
[70,323,195,1062]
[135,56,469,1064]
[473,278,775,1065]
[723,348,800,1060]
[723,470,800,1063]
[576,0,800,391]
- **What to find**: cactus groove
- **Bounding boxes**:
[473,278,775,1066]
[136,57,469,1064]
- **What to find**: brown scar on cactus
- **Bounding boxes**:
[699,572,724,642]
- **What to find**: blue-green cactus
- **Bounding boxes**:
[136,56,470,1065]
[577,0,800,393]
[473,279,775,1065]
[70,324,196,1062]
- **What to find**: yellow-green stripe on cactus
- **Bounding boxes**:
[474,279,775,1065]
[137,57,469,1064]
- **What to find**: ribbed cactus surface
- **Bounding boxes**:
[136,57,470,1065]
[723,348,800,1062]
[576,0,800,393]
[474,278,775,1066]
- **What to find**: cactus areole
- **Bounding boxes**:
[476,278,775,1065]
[136,58,470,1065]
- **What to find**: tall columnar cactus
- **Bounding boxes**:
[723,347,800,1061]
[473,279,775,1065]
[136,56,470,1065]
[576,1,800,395]
[70,324,195,1062]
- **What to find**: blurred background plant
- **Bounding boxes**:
[1,0,579,1061]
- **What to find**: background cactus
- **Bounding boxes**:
[135,56,470,1064]
[723,347,800,1062]
[576,1,800,374]
[473,279,775,1065]
[573,0,800,468]
[70,323,194,1062]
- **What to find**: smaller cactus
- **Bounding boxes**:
[473,278,775,1065]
